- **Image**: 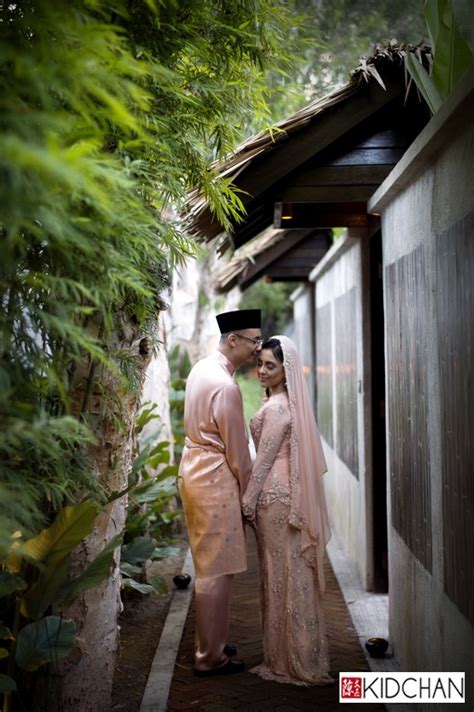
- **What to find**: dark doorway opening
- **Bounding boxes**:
[370,230,388,592]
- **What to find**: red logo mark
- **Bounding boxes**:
[341,676,363,699]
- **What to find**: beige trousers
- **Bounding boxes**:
[194,574,233,670]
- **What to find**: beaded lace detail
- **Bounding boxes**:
[242,395,291,519]
[241,336,333,686]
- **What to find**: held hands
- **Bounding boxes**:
[241,500,256,525]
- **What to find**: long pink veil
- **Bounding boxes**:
[273,335,331,592]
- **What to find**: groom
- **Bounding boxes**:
[178,309,262,676]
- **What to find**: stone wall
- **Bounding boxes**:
[369,69,474,705]
[307,230,374,589]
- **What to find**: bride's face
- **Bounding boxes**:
[257,349,285,393]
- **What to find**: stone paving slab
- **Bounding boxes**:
[167,529,385,711]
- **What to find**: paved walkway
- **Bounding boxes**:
[166,530,384,711]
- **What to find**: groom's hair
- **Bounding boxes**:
[219,329,244,344]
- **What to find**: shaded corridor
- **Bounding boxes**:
[167,530,383,711]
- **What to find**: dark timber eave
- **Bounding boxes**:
[186,44,432,253]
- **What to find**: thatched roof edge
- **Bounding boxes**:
[186,42,431,243]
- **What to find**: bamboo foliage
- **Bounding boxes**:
[1,3,302,704]
[0,0,298,545]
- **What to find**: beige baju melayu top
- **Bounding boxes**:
[178,351,251,578]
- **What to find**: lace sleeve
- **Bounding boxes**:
[242,400,290,521]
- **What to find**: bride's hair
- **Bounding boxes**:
[261,338,283,364]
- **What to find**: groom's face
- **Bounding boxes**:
[232,328,262,366]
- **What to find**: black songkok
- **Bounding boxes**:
[216,309,261,334]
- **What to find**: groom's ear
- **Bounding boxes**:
[225,332,237,348]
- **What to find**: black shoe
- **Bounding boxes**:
[193,659,245,677]
[223,644,237,657]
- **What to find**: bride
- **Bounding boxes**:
[242,335,333,686]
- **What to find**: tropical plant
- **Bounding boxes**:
[115,404,180,596]
[405,0,474,113]
[0,502,121,706]
[168,345,192,464]
[249,0,427,125]
[0,0,300,535]
[1,2,303,703]
[239,281,299,339]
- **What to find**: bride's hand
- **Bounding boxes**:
[241,501,256,524]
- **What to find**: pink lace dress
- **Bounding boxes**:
[242,393,333,686]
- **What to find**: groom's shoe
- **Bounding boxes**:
[193,659,245,677]
[223,644,237,657]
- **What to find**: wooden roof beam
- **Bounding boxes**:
[274,202,371,228]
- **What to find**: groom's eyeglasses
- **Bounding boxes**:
[233,334,263,345]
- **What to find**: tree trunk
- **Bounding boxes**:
[35,312,157,712]
[165,248,240,363]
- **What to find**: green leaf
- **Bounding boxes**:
[147,441,171,458]
[451,0,474,52]
[160,511,181,524]
[424,0,473,98]
[56,533,124,609]
[133,478,177,504]
[135,403,160,433]
[147,451,171,469]
[148,575,168,594]
[23,502,98,564]
[119,562,142,577]
[0,625,14,640]
[15,616,76,671]
[22,559,69,620]
[424,0,443,49]
[0,648,8,659]
[0,674,16,693]
[156,465,179,480]
[121,537,156,565]
[21,501,99,619]
[0,572,27,598]
[405,52,443,113]
[121,578,155,594]
[151,546,181,561]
